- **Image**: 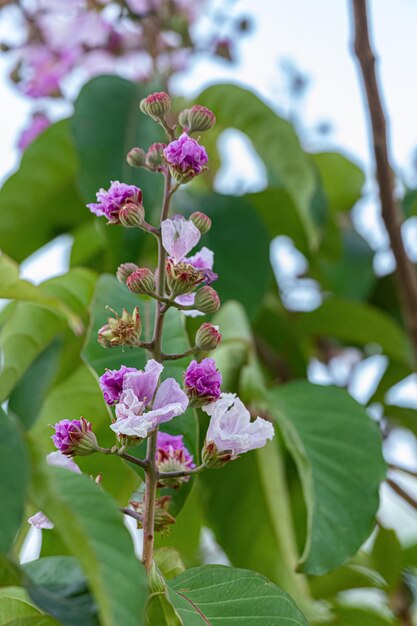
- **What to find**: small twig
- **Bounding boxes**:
[98,446,149,470]
[159,464,206,479]
[386,477,417,512]
[120,507,143,524]
[161,346,198,361]
[351,0,417,366]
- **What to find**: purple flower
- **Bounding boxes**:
[99,365,137,405]
[202,393,274,457]
[161,215,201,260]
[17,114,50,151]
[21,45,79,98]
[111,359,189,439]
[28,452,80,530]
[87,180,142,223]
[163,133,208,181]
[51,418,97,456]
[184,358,222,407]
[187,247,218,285]
[156,432,195,487]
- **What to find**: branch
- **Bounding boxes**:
[351,0,417,366]
[388,463,417,479]
[120,507,143,524]
[158,464,206,479]
[98,446,148,470]
[386,477,417,512]
[161,346,198,361]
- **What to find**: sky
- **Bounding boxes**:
[2,0,417,560]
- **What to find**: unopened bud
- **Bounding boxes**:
[126,147,146,168]
[98,306,142,347]
[148,561,166,594]
[202,440,232,469]
[178,108,190,130]
[130,496,175,535]
[194,286,220,314]
[126,268,155,295]
[166,259,205,297]
[140,92,171,122]
[196,323,222,351]
[187,105,216,133]
[119,202,145,228]
[190,211,212,235]
[51,417,98,457]
[116,262,139,284]
[146,142,166,170]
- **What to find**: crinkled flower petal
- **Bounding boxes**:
[161,215,201,260]
[99,365,136,405]
[28,511,54,530]
[122,359,163,405]
[203,393,274,455]
[187,246,214,270]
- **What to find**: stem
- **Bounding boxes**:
[351,0,417,366]
[161,346,198,361]
[142,169,173,572]
[120,507,144,524]
[388,463,417,479]
[386,477,417,512]
[158,464,206,479]
[98,446,149,470]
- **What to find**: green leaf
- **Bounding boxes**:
[311,152,365,213]
[72,76,162,203]
[0,409,29,554]
[370,526,402,590]
[268,382,386,574]
[0,121,86,263]
[4,618,61,626]
[198,84,317,245]
[24,556,97,626]
[324,606,396,626]
[30,456,147,626]
[184,193,271,318]
[296,297,411,366]
[167,565,308,625]
[0,559,22,587]
[0,588,42,625]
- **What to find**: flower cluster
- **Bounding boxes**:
[1,1,248,150]
[40,91,274,555]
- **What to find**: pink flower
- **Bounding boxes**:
[99,365,137,405]
[184,358,222,407]
[161,215,201,261]
[110,359,189,439]
[20,45,80,98]
[174,247,217,315]
[156,432,195,487]
[51,418,97,456]
[202,393,274,457]
[17,114,50,151]
[87,181,143,223]
[163,133,208,182]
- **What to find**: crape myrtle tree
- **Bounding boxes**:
[1,0,417,625]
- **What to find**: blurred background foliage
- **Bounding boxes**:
[1,2,417,625]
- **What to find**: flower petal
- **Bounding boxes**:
[122,359,163,404]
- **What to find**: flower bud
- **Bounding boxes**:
[130,496,175,535]
[98,306,142,347]
[189,211,212,235]
[126,147,146,168]
[139,92,171,122]
[156,432,195,489]
[116,262,139,284]
[126,268,155,295]
[166,259,205,297]
[118,202,145,228]
[202,440,232,469]
[146,142,167,170]
[178,108,190,130]
[187,105,216,133]
[196,323,222,351]
[194,286,220,314]
[51,417,98,457]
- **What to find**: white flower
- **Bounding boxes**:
[202,393,274,456]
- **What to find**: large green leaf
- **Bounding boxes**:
[295,297,411,366]
[268,382,386,574]
[0,409,29,554]
[183,193,271,318]
[167,565,308,625]
[0,588,43,625]
[198,84,317,245]
[30,455,147,626]
[311,152,365,213]
[0,121,86,263]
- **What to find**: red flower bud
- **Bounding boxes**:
[194,286,221,314]
[196,322,222,351]
[126,268,156,295]
[139,92,171,122]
